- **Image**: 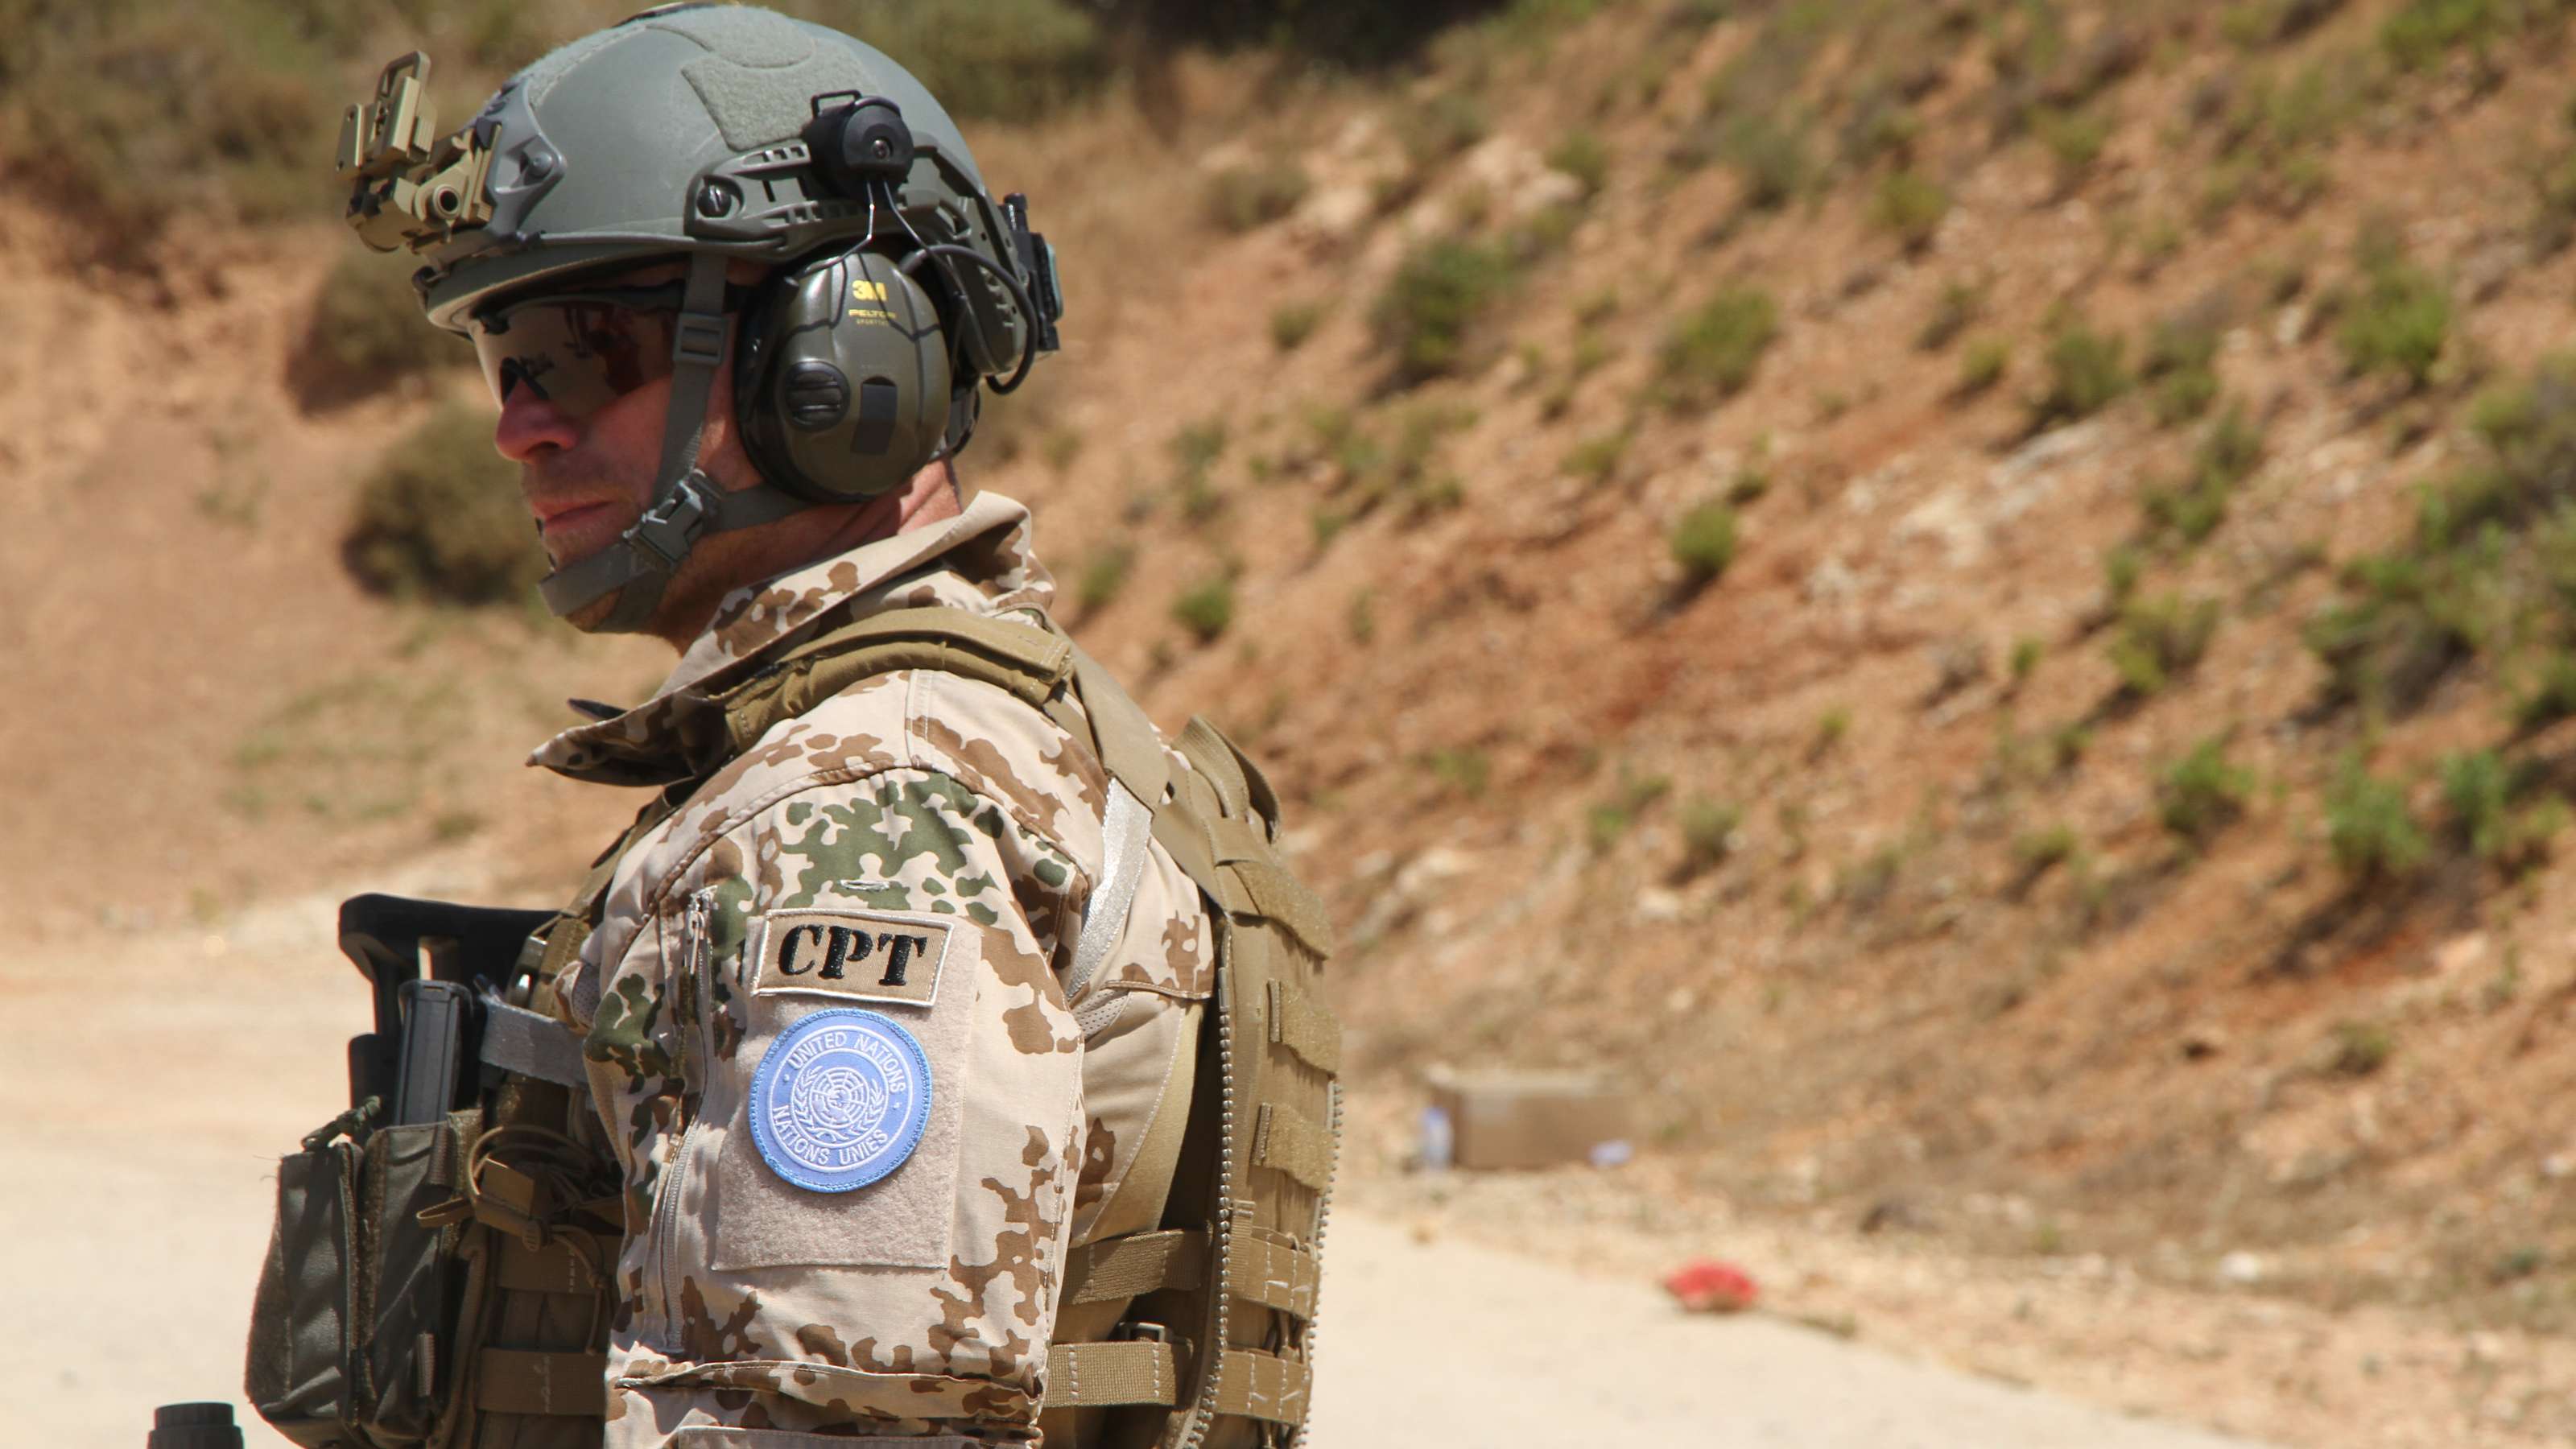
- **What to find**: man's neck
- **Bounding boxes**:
[648,466,963,651]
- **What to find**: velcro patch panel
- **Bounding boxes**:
[749,907,968,1009]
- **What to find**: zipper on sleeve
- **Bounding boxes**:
[646,888,719,1348]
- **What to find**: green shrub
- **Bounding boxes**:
[1839,93,1923,168]
[2330,1019,2395,1075]
[1423,745,1490,799]
[1269,299,1328,352]
[2144,403,2264,544]
[2157,737,2256,844]
[2032,316,2132,427]
[2514,649,2576,730]
[1720,114,1814,210]
[2438,748,2518,853]
[2380,0,2514,71]
[343,400,540,605]
[1546,126,1612,196]
[2142,310,2224,426]
[1,0,341,260]
[1677,796,1743,877]
[1075,542,1134,617]
[1171,575,1236,643]
[2034,107,2113,184]
[1918,278,1988,351]
[1169,419,1228,522]
[297,249,463,399]
[1869,168,1951,252]
[2010,635,2046,684]
[1504,201,1583,261]
[1373,238,1514,382]
[2223,0,2351,48]
[1669,502,1740,589]
[1206,160,1311,232]
[1958,336,2011,396]
[1397,90,1491,168]
[2104,543,2145,604]
[1658,287,1779,407]
[2339,228,2451,388]
[1331,402,1475,520]
[1587,772,1672,852]
[2532,147,2576,255]
[1170,418,1228,475]
[1562,429,1631,486]
[837,0,1112,122]
[2325,758,2430,881]
[2301,553,2479,712]
[2108,592,2221,696]
[2433,358,2576,537]
[2015,821,2080,865]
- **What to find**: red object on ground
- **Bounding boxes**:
[1662,1258,1759,1313]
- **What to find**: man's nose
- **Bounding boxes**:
[493,389,579,463]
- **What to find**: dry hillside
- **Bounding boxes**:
[11,2,2576,1435]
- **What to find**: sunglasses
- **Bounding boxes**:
[467,280,749,419]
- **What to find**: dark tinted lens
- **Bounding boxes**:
[470,299,677,418]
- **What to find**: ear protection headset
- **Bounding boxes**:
[733,97,1048,505]
[527,93,1063,632]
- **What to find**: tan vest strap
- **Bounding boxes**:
[1067,647,1174,806]
[1063,1228,1207,1306]
[1174,716,1251,818]
[1226,1228,1321,1320]
[1228,858,1334,959]
[1043,1340,1178,1409]
[1265,978,1342,1074]
[716,606,1075,759]
[770,604,1075,679]
[1149,794,1223,903]
[1251,1101,1336,1193]
[473,1348,608,1417]
[1208,1348,1312,1425]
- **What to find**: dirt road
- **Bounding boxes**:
[0,883,2281,1447]
[1307,1213,2264,1447]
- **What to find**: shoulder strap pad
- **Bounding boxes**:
[708,605,1075,760]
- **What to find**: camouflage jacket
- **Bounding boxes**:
[536,493,1214,1445]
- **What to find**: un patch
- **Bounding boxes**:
[749,1009,934,1193]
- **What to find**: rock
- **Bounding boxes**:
[1803,555,1862,603]
[2434,931,2488,976]
[2219,1249,2267,1286]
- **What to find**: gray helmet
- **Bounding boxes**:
[336,3,1064,632]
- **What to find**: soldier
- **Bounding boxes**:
[263,6,1340,1446]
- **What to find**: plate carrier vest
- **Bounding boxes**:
[247,605,1342,1449]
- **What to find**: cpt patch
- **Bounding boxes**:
[749,1009,934,1193]
[750,907,964,1008]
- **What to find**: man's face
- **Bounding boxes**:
[482,261,761,586]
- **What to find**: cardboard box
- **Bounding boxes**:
[1426,1067,1633,1170]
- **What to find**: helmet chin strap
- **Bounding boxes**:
[539,251,808,634]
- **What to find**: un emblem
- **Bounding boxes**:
[749,1009,932,1192]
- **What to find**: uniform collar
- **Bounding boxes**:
[530,490,1054,784]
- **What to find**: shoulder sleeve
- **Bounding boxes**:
[596,764,1088,1442]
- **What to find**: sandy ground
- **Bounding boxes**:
[3,877,2277,1449]
[1307,1214,2265,1448]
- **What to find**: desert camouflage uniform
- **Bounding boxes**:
[535,493,1212,1445]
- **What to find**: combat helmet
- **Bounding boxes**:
[336,2,1065,631]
